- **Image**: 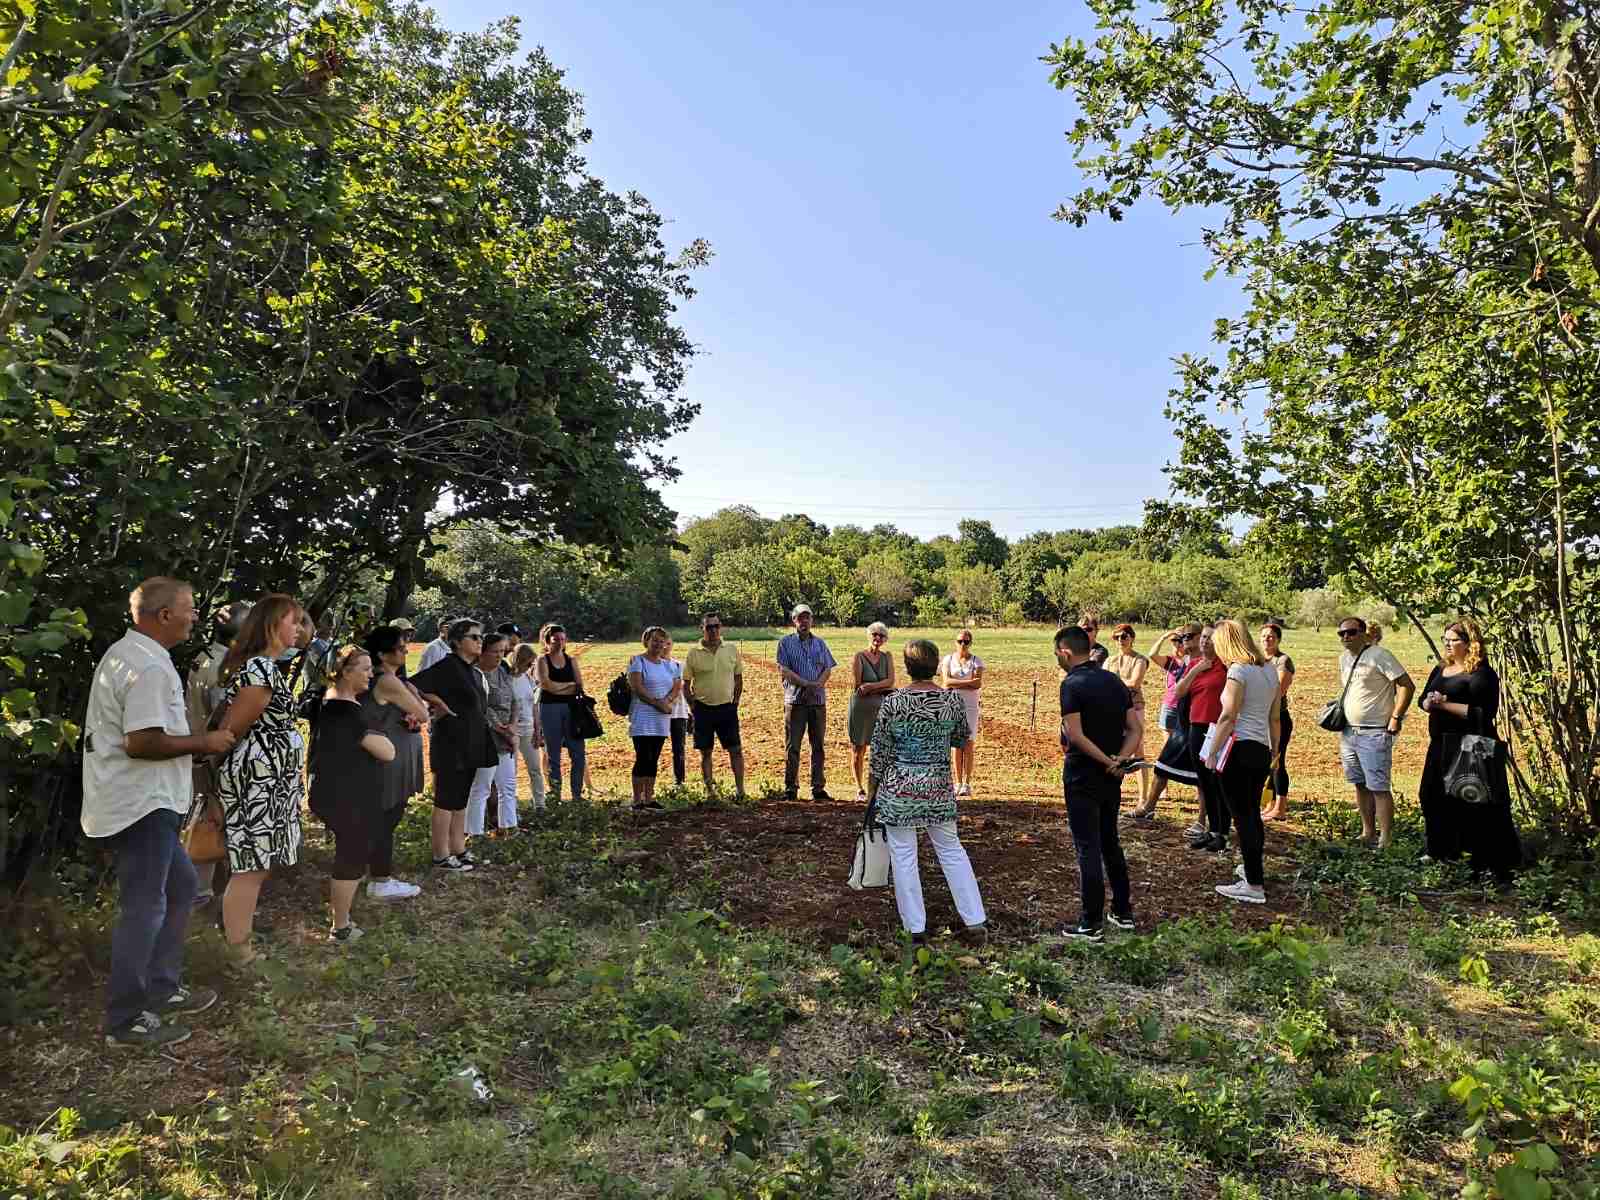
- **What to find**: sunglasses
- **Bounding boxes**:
[957,639,972,645]
[871,632,887,639]
[1337,629,1363,638]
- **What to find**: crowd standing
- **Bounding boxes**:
[79,578,1522,1047]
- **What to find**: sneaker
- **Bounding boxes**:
[329,922,364,944]
[812,789,834,801]
[1215,880,1266,905]
[1185,821,1207,838]
[106,1011,191,1050]
[1105,912,1136,932]
[1192,833,1227,853]
[1419,854,1434,865]
[433,855,474,873]
[367,878,421,900]
[1057,924,1105,944]
[155,985,218,1016]
[457,849,481,866]
[957,923,988,948]
[780,790,798,802]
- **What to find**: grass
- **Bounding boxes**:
[3,625,1598,1198]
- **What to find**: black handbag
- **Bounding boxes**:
[1318,647,1365,733]
[572,693,604,740]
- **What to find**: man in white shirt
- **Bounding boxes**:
[84,577,236,1048]
[1335,616,1415,849]
[417,615,455,673]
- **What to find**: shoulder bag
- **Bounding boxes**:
[1318,647,1365,733]
[847,796,890,890]
[1443,689,1501,805]
[572,691,604,740]
[182,681,236,864]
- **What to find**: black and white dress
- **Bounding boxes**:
[218,655,305,872]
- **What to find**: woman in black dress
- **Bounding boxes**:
[408,619,496,872]
[360,626,431,900]
[309,647,395,942]
[1417,619,1521,879]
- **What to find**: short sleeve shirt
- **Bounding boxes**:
[1340,645,1409,727]
[1187,660,1229,725]
[684,643,742,706]
[776,633,836,706]
[82,630,192,837]
[628,655,681,736]
[1060,662,1132,785]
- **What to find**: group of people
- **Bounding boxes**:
[79,577,1522,1047]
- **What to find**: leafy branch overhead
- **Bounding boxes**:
[1048,0,1600,835]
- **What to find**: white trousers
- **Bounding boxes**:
[466,751,517,835]
[886,821,986,935]
[516,732,547,807]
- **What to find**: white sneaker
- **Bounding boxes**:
[1215,880,1266,905]
[368,878,421,900]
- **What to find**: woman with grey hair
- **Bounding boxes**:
[868,639,987,947]
[847,622,896,799]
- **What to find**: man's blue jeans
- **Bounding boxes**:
[98,808,197,1031]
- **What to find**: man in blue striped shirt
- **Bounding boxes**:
[776,604,836,800]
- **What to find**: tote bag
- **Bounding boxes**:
[847,799,890,890]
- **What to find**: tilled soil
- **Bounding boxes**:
[633,796,1302,948]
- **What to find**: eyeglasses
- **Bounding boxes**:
[1336,629,1363,638]
[871,632,887,640]
[462,633,482,641]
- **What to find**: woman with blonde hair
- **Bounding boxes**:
[848,623,896,799]
[216,594,309,963]
[1416,619,1521,878]
[1201,619,1281,904]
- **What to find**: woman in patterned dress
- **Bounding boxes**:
[868,638,987,947]
[217,594,308,964]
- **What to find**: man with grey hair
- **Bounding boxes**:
[776,603,836,800]
[84,577,236,1048]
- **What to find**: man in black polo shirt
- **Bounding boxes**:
[1056,625,1142,943]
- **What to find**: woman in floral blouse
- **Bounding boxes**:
[868,639,987,947]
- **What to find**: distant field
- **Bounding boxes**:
[411,622,1442,815]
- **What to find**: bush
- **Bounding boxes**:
[913,593,955,625]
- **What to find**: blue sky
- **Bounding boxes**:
[429,1,1240,540]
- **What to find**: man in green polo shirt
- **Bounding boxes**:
[683,612,745,799]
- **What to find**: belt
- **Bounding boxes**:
[1348,724,1389,730]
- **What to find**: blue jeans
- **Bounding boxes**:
[98,808,197,1031]
[540,703,586,799]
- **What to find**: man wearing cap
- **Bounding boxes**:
[776,603,836,800]
[388,616,416,679]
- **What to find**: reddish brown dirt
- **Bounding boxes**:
[633,796,1301,948]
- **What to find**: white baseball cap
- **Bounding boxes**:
[791,603,813,618]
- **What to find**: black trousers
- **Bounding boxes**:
[670,717,688,784]
[1064,770,1131,929]
[1188,723,1225,836]
[1219,740,1273,885]
[1271,710,1293,797]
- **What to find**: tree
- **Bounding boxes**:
[1139,501,1228,562]
[855,549,917,611]
[679,506,772,611]
[951,519,1010,570]
[945,565,1002,620]
[1047,0,1600,835]
[1295,588,1343,633]
[1000,533,1070,619]
[701,544,786,626]
[1040,566,1076,623]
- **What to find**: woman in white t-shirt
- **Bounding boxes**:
[938,634,984,796]
[508,644,547,812]
[1202,619,1281,905]
[627,626,682,810]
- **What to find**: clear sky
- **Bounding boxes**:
[428,1,1240,540]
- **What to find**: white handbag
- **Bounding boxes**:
[847,799,890,890]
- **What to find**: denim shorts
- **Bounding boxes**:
[1340,728,1394,792]
[1160,704,1178,732]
